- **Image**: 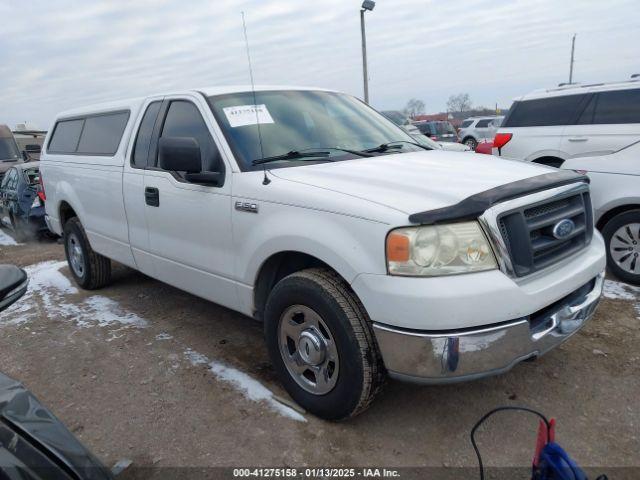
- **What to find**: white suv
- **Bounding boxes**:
[495,79,640,167]
[563,141,640,284]
[40,86,605,419]
[458,116,503,150]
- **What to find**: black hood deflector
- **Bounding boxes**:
[408,170,589,225]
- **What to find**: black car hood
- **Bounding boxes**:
[0,372,112,479]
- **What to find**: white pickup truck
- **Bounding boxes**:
[41,87,606,419]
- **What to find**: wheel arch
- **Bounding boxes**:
[59,200,78,228]
[253,251,351,321]
[531,156,566,168]
[596,203,640,231]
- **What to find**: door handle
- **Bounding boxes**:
[568,137,588,142]
[145,187,159,207]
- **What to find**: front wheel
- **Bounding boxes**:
[63,217,111,289]
[264,268,385,420]
[603,210,640,285]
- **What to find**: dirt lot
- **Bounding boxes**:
[0,230,639,479]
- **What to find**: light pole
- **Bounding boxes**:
[360,0,375,104]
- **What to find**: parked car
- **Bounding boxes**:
[41,87,605,419]
[0,161,47,240]
[0,124,24,180]
[0,264,114,480]
[458,116,504,150]
[414,120,459,142]
[495,78,640,167]
[380,110,422,136]
[475,140,494,155]
[562,141,640,284]
[413,131,472,152]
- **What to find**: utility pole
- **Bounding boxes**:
[360,1,375,104]
[569,34,576,84]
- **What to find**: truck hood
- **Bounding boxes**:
[270,150,554,215]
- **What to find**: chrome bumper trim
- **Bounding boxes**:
[373,272,604,384]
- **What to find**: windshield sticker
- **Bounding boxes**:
[223,104,275,128]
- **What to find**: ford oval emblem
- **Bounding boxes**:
[552,219,575,240]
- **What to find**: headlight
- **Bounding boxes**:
[386,221,497,276]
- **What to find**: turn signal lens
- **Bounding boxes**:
[386,232,410,262]
[493,133,512,149]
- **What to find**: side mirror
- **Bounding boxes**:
[25,144,41,153]
[0,265,28,312]
[158,137,201,174]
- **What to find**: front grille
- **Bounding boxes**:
[498,189,593,277]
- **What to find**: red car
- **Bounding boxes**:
[475,140,494,155]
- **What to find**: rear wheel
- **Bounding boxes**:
[463,137,477,150]
[603,210,640,285]
[63,217,111,289]
[264,268,385,420]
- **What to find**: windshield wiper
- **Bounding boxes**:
[363,140,431,153]
[252,147,373,166]
[252,150,332,166]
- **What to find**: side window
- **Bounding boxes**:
[159,101,221,172]
[132,102,162,169]
[76,112,130,155]
[503,94,586,127]
[6,169,18,190]
[592,89,640,124]
[48,119,84,153]
[460,120,473,129]
[576,95,597,125]
[1,169,13,189]
[475,119,492,128]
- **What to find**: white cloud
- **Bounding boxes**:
[0,0,638,128]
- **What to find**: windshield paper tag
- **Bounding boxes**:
[223,104,274,127]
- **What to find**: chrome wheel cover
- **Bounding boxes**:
[278,305,339,395]
[67,233,85,278]
[610,223,640,275]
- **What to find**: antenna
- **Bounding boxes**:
[241,12,270,185]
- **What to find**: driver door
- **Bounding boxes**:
[142,95,237,310]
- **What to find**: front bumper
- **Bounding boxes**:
[373,272,604,384]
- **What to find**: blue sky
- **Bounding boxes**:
[1,0,638,129]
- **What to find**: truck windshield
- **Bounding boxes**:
[0,138,20,161]
[208,90,422,170]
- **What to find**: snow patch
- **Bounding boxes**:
[183,349,306,422]
[603,279,640,319]
[0,229,19,246]
[603,279,640,301]
[0,261,147,332]
[155,332,173,341]
[209,360,306,422]
[184,348,209,365]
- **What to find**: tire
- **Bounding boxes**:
[63,217,111,289]
[463,137,477,150]
[602,209,640,285]
[264,268,385,420]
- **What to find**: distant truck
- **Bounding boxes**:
[0,125,23,179]
[0,125,42,180]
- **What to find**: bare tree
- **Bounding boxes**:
[446,93,472,113]
[403,98,426,119]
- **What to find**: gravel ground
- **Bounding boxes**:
[0,231,638,479]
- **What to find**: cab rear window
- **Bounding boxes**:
[48,111,130,155]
